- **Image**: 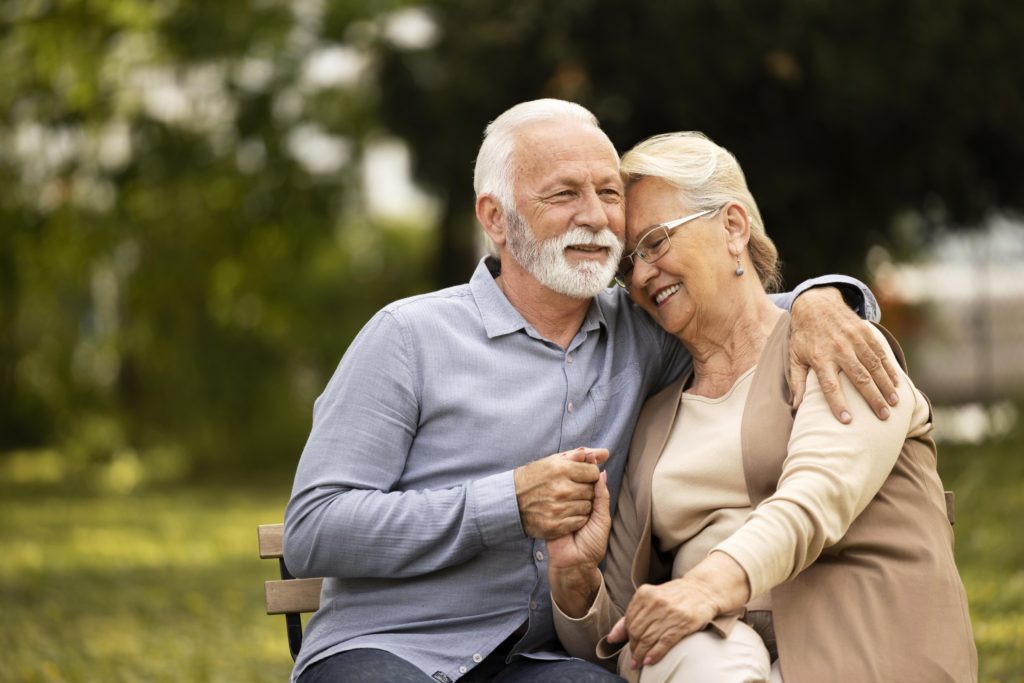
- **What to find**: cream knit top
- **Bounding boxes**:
[651,325,932,600]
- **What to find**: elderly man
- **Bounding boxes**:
[284,99,898,683]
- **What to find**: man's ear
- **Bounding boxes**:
[722,202,751,257]
[476,194,508,250]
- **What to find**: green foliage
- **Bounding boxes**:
[0,0,435,473]
[377,0,1024,286]
[3,0,1023,480]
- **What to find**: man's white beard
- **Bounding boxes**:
[505,211,623,299]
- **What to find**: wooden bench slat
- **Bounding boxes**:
[258,523,285,559]
[265,577,323,615]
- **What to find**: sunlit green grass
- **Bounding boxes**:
[0,478,295,683]
[0,430,1021,682]
[939,435,1024,682]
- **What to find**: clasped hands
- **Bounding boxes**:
[535,455,740,672]
[514,447,609,539]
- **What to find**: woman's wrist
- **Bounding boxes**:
[550,564,603,618]
[685,551,751,614]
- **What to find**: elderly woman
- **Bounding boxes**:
[547,132,977,683]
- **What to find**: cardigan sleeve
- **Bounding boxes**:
[713,324,928,599]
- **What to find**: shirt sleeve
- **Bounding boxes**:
[283,310,524,579]
[768,274,881,322]
[713,325,919,598]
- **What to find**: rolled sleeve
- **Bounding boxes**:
[783,274,881,322]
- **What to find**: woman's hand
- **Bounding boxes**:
[607,551,750,669]
[547,467,611,571]
[547,462,611,618]
[606,577,717,669]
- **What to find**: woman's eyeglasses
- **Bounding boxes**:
[613,208,716,289]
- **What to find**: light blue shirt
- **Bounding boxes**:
[284,257,877,682]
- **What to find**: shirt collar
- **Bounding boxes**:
[470,257,609,340]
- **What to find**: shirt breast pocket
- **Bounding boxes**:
[590,362,642,409]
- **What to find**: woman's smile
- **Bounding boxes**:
[652,283,682,307]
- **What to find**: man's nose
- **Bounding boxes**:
[576,189,609,231]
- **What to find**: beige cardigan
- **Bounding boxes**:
[554,316,977,683]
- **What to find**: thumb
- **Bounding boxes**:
[607,617,627,644]
[594,471,611,527]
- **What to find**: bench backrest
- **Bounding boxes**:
[258,523,323,661]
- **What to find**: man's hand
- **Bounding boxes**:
[789,287,900,423]
[514,447,608,539]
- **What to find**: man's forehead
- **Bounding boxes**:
[514,121,620,176]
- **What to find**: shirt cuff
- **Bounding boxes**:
[790,274,881,323]
[467,470,525,547]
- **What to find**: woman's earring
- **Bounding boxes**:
[735,255,745,277]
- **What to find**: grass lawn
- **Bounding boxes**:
[0,477,295,683]
[1,431,1022,682]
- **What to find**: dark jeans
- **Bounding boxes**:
[298,648,625,683]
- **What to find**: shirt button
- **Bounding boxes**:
[566,354,574,364]
[567,401,574,413]
[530,600,538,610]
[459,666,468,674]
[535,550,544,562]
[472,653,483,663]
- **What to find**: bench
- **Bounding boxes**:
[258,523,323,661]
[258,492,956,660]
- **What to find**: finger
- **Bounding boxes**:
[564,461,602,484]
[559,448,590,462]
[835,344,891,420]
[789,355,808,410]
[814,363,852,424]
[624,592,656,667]
[553,499,594,519]
[607,617,627,643]
[551,515,590,538]
[859,330,901,404]
[582,448,610,465]
[643,634,673,667]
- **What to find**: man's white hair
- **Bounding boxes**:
[473,99,605,258]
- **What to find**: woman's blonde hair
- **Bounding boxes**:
[620,132,782,292]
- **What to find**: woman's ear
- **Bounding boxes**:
[476,195,508,249]
[722,202,751,257]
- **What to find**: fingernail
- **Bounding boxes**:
[880,406,890,419]
[840,411,852,423]
[643,657,653,666]
[889,392,899,405]
[631,660,639,670]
